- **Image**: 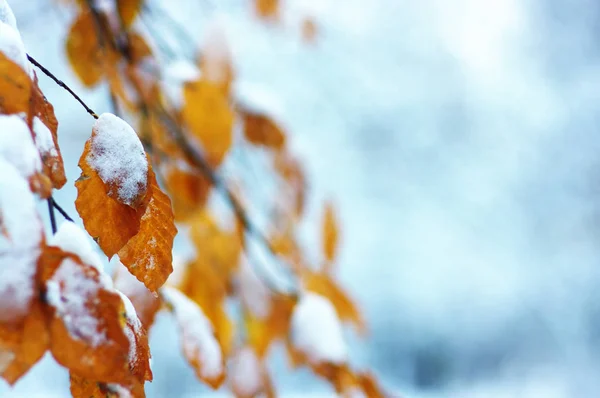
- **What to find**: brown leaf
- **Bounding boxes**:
[182,79,234,166]
[0,51,31,114]
[163,161,212,221]
[117,168,177,292]
[254,0,279,20]
[117,0,143,27]
[40,247,131,384]
[0,300,49,385]
[241,111,286,150]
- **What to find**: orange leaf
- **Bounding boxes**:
[0,300,49,385]
[70,372,146,398]
[65,11,107,87]
[40,246,131,384]
[29,76,66,190]
[182,79,234,166]
[117,167,177,292]
[274,151,306,219]
[199,21,234,93]
[118,292,152,383]
[322,200,339,263]
[304,271,365,334]
[163,161,212,221]
[0,51,31,114]
[245,294,296,358]
[117,0,143,27]
[241,111,286,150]
[113,261,161,330]
[161,287,225,388]
[254,0,279,20]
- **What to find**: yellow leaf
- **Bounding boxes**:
[322,200,339,263]
[182,79,234,166]
[65,12,107,87]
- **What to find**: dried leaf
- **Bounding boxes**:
[40,247,131,384]
[75,140,145,258]
[163,161,211,221]
[0,300,49,385]
[117,168,177,292]
[65,11,107,87]
[29,76,66,189]
[117,0,143,27]
[161,287,225,388]
[182,79,234,166]
[254,0,279,20]
[0,51,31,114]
[241,111,286,150]
[322,201,339,263]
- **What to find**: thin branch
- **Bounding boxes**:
[27,54,99,119]
[51,198,75,222]
[47,197,57,234]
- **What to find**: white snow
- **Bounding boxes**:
[117,291,143,365]
[161,59,201,110]
[0,114,42,179]
[234,81,285,122]
[33,116,58,157]
[0,159,42,322]
[0,0,17,29]
[291,292,347,364]
[238,258,271,319]
[229,347,262,397]
[45,257,108,347]
[49,222,105,272]
[200,17,232,84]
[0,21,29,73]
[161,286,223,379]
[88,113,148,206]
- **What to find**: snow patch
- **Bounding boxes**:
[117,291,143,364]
[161,286,223,379]
[238,258,271,319]
[33,117,58,157]
[230,347,262,397]
[0,21,29,73]
[88,113,148,206]
[291,292,347,364]
[0,0,17,29]
[0,159,42,322]
[0,114,42,179]
[49,222,105,272]
[161,59,201,110]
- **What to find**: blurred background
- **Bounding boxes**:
[3,0,600,396]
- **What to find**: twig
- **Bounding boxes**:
[26,54,99,119]
[47,197,57,234]
[51,198,75,222]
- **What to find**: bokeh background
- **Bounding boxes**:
[3,0,600,396]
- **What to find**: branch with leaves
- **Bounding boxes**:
[0,0,386,397]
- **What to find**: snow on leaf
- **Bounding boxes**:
[199,19,234,92]
[0,300,49,385]
[117,167,177,292]
[113,261,161,329]
[161,286,225,388]
[117,291,152,383]
[182,78,234,167]
[0,50,30,115]
[0,21,29,74]
[88,113,149,207]
[49,222,106,273]
[0,1,17,29]
[291,292,347,365]
[245,293,296,358]
[0,114,49,196]
[40,246,132,384]
[229,347,275,398]
[0,159,43,324]
[304,270,365,334]
[30,76,66,189]
[161,59,201,110]
[238,258,271,319]
[322,200,339,264]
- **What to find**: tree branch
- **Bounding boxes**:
[27,54,99,119]
[47,197,57,234]
[51,198,75,222]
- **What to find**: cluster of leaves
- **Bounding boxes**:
[0,0,385,397]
